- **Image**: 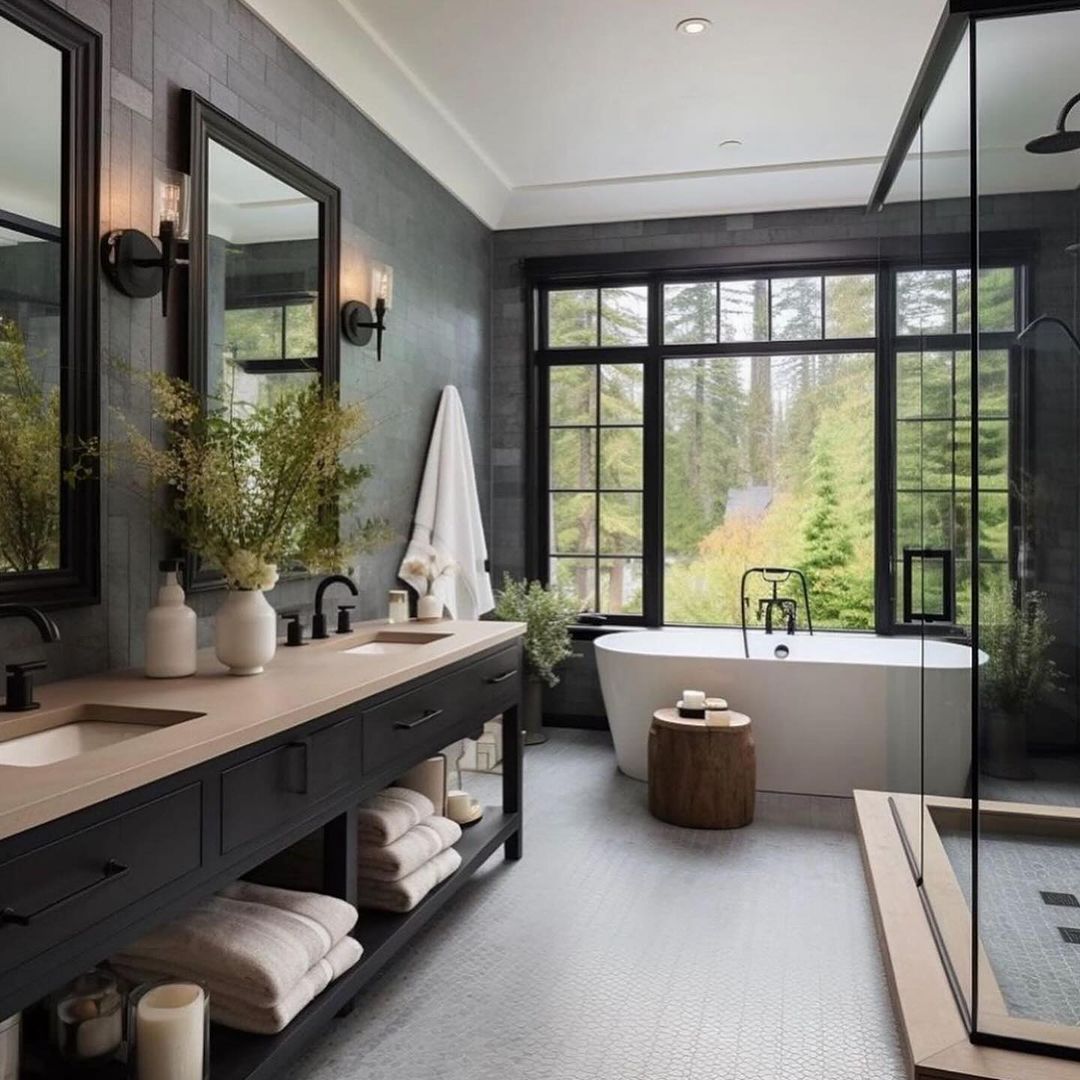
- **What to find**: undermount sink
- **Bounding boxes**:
[343,630,453,657]
[0,704,206,768]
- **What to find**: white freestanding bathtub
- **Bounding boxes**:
[594,628,977,798]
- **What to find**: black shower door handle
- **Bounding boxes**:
[902,548,954,624]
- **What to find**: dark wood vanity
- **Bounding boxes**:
[0,630,524,1079]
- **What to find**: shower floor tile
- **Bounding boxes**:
[283,730,904,1080]
[942,828,1080,1027]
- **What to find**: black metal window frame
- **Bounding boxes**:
[526,240,1029,635]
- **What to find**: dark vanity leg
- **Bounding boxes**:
[322,807,361,1017]
[503,702,523,860]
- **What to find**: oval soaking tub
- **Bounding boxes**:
[594,628,977,797]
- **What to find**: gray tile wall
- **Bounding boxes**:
[0,0,493,681]
[491,194,1079,727]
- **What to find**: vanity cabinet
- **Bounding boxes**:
[0,636,523,1079]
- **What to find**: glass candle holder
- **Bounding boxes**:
[51,970,123,1065]
[127,981,208,1080]
[388,589,409,623]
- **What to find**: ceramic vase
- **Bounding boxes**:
[417,593,443,621]
[214,589,277,675]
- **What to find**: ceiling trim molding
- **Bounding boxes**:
[243,0,510,227]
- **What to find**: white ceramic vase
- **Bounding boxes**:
[417,593,444,621]
[214,588,278,675]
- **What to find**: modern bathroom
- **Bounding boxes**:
[0,1,1079,1078]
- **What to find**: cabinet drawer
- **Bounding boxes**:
[362,675,465,775]
[472,646,522,716]
[221,714,362,853]
[0,784,202,967]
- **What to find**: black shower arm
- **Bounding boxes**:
[1017,314,1080,357]
[1056,91,1080,134]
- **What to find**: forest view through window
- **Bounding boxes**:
[539,263,1017,631]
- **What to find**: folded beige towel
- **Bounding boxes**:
[114,936,363,1035]
[357,847,462,913]
[356,786,435,846]
[357,815,462,882]
[112,889,357,1005]
[219,881,357,945]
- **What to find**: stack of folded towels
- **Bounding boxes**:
[356,787,462,913]
[110,881,361,1035]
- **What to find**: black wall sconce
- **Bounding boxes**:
[341,262,392,361]
[102,171,190,317]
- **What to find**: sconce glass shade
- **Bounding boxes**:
[371,262,393,310]
[153,168,190,241]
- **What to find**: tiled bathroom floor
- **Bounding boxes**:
[284,729,905,1080]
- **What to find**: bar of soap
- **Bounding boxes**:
[682,689,706,709]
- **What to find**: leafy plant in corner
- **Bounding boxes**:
[493,574,577,687]
[980,582,1059,778]
[981,583,1059,715]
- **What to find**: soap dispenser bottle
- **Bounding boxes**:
[145,559,197,678]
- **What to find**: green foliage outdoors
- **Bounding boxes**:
[0,320,61,572]
[980,583,1059,716]
[546,267,1015,629]
[493,574,578,687]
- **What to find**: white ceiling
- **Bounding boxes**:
[246,0,1080,229]
[208,140,318,244]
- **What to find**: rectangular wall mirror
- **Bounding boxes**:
[0,0,100,607]
[186,92,340,591]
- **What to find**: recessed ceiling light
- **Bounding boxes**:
[676,16,711,35]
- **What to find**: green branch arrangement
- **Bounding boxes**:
[86,369,388,590]
[980,583,1060,717]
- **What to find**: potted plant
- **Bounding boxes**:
[93,371,384,674]
[980,583,1059,779]
[493,574,578,744]
[401,546,457,621]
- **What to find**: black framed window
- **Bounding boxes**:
[531,253,1023,633]
[891,265,1019,628]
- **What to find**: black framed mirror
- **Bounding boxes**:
[0,0,101,608]
[185,91,340,592]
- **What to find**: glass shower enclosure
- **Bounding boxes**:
[872,0,1080,1061]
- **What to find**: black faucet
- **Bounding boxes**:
[756,597,797,636]
[0,604,61,712]
[312,575,359,640]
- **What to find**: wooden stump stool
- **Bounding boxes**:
[648,708,755,829]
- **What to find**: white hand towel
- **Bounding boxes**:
[357,815,462,882]
[399,385,494,619]
[356,786,435,846]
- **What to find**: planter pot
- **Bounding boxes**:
[523,676,547,746]
[981,707,1035,780]
[215,589,278,675]
[417,594,444,621]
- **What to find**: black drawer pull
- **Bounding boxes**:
[485,669,518,685]
[284,739,311,794]
[394,708,443,731]
[1,859,129,927]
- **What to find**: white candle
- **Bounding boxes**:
[682,690,706,709]
[135,983,206,1080]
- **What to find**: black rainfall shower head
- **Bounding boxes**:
[1026,91,1080,154]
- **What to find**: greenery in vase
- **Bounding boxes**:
[980,583,1060,717]
[95,371,386,589]
[0,320,63,572]
[493,574,578,687]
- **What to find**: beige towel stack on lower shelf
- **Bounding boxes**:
[110,881,362,1035]
[356,787,463,913]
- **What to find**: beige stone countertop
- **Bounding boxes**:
[0,618,524,842]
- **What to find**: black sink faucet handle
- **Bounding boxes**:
[4,659,47,713]
[336,604,356,635]
[280,611,306,647]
